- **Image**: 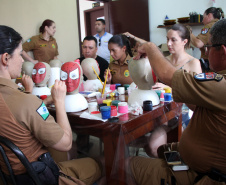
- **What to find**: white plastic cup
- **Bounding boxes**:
[118,87,125,95]
[88,102,98,113]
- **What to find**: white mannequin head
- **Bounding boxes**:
[22,61,34,77]
[81,58,100,80]
[128,58,155,90]
[48,59,62,88]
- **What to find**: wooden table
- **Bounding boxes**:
[48,96,183,185]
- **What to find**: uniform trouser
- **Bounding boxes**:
[57,157,101,185]
[130,157,226,185]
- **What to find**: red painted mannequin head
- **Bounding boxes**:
[60,61,83,94]
[32,62,51,87]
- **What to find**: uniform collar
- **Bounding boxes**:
[39,33,54,41]
[112,55,131,65]
[217,70,226,75]
[96,32,107,38]
[0,77,20,90]
[210,19,219,24]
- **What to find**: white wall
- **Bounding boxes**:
[149,0,226,58]
[0,0,80,62]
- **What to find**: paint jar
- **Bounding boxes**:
[88,102,98,113]
[164,87,172,93]
[143,100,153,111]
[110,105,117,116]
[118,102,128,113]
[123,84,130,91]
[100,106,111,119]
[111,100,121,107]
[110,84,116,91]
[160,90,165,105]
[164,93,172,102]
[98,103,107,111]
[118,87,125,95]
[115,83,121,89]
[154,90,162,98]
[103,99,112,106]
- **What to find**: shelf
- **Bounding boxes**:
[157,22,203,28]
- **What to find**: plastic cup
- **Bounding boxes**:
[96,93,107,104]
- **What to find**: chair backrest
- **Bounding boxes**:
[0,136,42,185]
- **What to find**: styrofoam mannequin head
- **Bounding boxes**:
[128,58,154,90]
[49,59,62,68]
[60,61,83,95]
[32,62,51,87]
[22,61,34,77]
[48,59,62,88]
[81,58,100,80]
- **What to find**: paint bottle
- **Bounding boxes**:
[160,90,165,105]
[100,106,111,119]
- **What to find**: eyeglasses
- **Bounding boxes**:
[204,44,226,52]
[99,38,101,46]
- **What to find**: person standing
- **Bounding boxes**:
[22,19,59,64]
[94,19,112,63]
[189,7,224,72]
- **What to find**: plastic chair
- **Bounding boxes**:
[0,136,42,185]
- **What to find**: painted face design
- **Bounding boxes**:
[32,62,46,84]
[61,62,81,93]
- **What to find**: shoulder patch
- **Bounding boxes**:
[27,39,31,43]
[201,28,209,34]
[194,72,223,82]
[36,102,49,120]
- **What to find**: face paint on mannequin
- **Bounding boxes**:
[61,62,81,93]
[32,62,46,84]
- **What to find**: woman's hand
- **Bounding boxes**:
[133,43,147,60]
[51,80,67,104]
[21,74,33,93]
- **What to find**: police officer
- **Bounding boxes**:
[130,19,226,185]
[190,7,224,72]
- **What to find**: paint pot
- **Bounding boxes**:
[100,106,111,119]
[88,102,98,113]
[103,99,112,106]
[164,87,172,93]
[123,84,130,91]
[110,105,117,116]
[164,93,172,102]
[98,103,107,111]
[115,83,121,89]
[154,90,162,98]
[118,87,125,95]
[143,100,153,111]
[111,100,121,107]
[110,84,116,91]
[118,102,128,113]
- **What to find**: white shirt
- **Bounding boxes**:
[94,32,113,63]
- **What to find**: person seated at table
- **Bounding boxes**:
[81,58,103,91]
[77,36,109,82]
[105,34,133,85]
[145,24,202,158]
[129,19,226,185]
[0,25,102,185]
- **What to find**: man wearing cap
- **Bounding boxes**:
[94,19,112,63]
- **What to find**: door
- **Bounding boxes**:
[84,6,104,36]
